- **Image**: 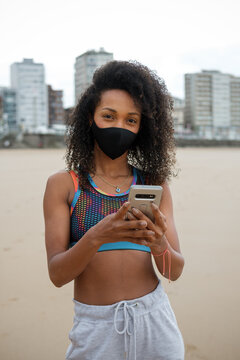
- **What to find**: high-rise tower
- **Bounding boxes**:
[11,58,48,132]
[74,48,113,104]
[185,70,240,138]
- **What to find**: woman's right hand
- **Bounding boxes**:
[90,202,155,246]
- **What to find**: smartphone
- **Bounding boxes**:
[128,185,163,222]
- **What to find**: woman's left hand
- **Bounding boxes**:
[127,203,167,252]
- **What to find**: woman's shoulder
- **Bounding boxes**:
[45,170,75,202]
[46,169,73,184]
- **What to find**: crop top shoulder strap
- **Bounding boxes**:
[69,170,81,215]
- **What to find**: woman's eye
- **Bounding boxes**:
[103,114,113,119]
[128,118,137,124]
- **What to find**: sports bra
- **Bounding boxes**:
[69,167,151,253]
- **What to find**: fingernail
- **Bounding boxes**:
[149,231,155,235]
[124,202,130,207]
[132,208,139,214]
[151,203,158,209]
[140,221,147,226]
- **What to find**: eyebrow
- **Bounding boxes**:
[102,107,140,116]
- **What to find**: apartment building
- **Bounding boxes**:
[48,85,64,126]
[0,87,17,133]
[185,70,240,138]
[11,58,48,132]
[172,96,185,133]
[230,77,240,128]
[74,48,113,104]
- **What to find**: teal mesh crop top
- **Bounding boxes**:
[69,167,151,253]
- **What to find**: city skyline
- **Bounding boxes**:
[1,0,240,107]
[1,61,240,140]
[1,54,240,110]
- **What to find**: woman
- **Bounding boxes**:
[43,60,185,360]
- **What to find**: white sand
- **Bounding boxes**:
[0,148,240,360]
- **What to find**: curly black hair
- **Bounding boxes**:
[65,60,177,186]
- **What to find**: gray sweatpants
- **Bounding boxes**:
[65,281,185,360]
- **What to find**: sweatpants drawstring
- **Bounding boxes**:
[114,301,138,360]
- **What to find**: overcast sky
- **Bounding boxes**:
[1,0,239,107]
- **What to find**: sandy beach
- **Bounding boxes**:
[1,147,240,360]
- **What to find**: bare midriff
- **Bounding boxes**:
[73,249,159,305]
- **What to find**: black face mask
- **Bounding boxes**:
[91,120,137,160]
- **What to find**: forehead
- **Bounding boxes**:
[97,89,141,113]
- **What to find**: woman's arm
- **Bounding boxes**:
[43,172,154,287]
[129,181,185,281]
[152,181,184,281]
[43,172,101,287]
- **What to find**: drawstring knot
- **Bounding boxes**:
[114,301,138,359]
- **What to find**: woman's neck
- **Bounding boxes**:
[93,146,130,177]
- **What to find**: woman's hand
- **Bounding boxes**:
[90,202,156,246]
[126,203,168,252]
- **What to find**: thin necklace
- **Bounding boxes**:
[94,169,131,193]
